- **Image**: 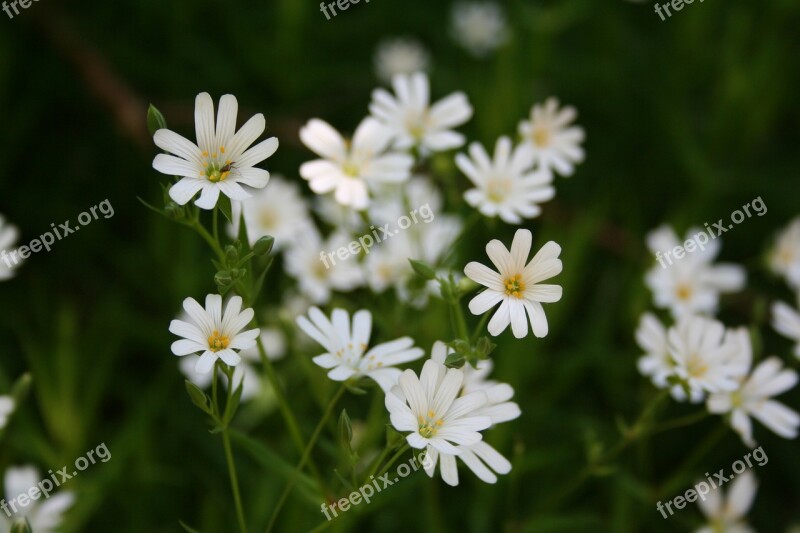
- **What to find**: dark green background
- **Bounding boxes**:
[1,0,798,531]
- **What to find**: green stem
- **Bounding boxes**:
[364,443,395,484]
[375,443,411,478]
[191,220,225,262]
[223,430,247,533]
[266,384,348,533]
[450,299,469,340]
[470,311,491,344]
[213,207,220,245]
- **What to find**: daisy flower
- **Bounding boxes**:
[297,307,424,391]
[425,342,519,486]
[769,217,800,289]
[518,98,585,178]
[707,355,799,447]
[369,72,473,154]
[385,358,492,456]
[667,316,748,402]
[695,470,757,533]
[299,117,413,210]
[645,226,745,318]
[169,294,260,374]
[229,175,312,251]
[152,92,279,210]
[772,299,800,358]
[464,229,563,338]
[0,215,22,280]
[374,37,430,83]
[284,227,364,304]
[0,396,14,430]
[456,136,555,224]
[0,465,75,533]
[450,2,509,58]
[635,312,675,389]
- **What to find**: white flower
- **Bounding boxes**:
[456,136,554,223]
[465,229,562,338]
[284,227,364,304]
[695,470,757,533]
[667,316,748,402]
[369,72,473,154]
[450,2,509,58]
[707,356,799,447]
[635,312,674,388]
[229,176,312,251]
[772,299,800,359]
[153,93,278,210]
[645,226,746,318]
[297,307,424,391]
[769,217,800,289]
[169,294,260,374]
[385,359,492,458]
[0,396,14,430]
[0,466,75,533]
[180,328,285,401]
[374,38,430,83]
[424,342,519,485]
[0,215,22,280]
[314,195,365,234]
[518,98,585,178]
[299,117,413,210]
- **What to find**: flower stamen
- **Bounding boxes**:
[504,274,526,298]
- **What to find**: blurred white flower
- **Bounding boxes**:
[707,354,799,447]
[0,396,14,430]
[645,226,745,318]
[299,118,413,210]
[152,92,278,210]
[374,37,430,83]
[667,316,748,402]
[425,342,519,486]
[769,217,800,289]
[695,470,757,533]
[635,312,674,389]
[450,2,510,58]
[229,176,312,251]
[0,466,75,533]
[297,307,424,391]
[284,227,364,304]
[314,195,365,234]
[385,359,491,464]
[169,295,260,374]
[518,98,585,178]
[465,229,562,338]
[0,215,22,280]
[772,299,800,358]
[369,72,473,154]
[456,136,554,223]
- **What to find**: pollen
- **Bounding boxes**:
[207,330,230,352]
[419,410,443,438]
[220,146,226,154]
[504,274,526,298]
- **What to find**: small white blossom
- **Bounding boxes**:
[772,299,800,359]
[169,294,260,374]
[370,72,473,154]
[465,229,562,338]
[450,2,509,58]
[153,92,278,210]
[299,117,413,210]
[0,215,22,280]
[297,307,424,391]
[0,396,14,430]
[518,98,585,178]
[374,38,430,83]
[645,226,745,318]
[456,136,554,224]
[695,471,757,533]
[769,217,800,289]
[0,466,75,533]
[635,312,674,389]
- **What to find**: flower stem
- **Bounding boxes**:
[223,430,247,533]
[266,383,348,533]
[450,299,470,340]
[470,311,491,343]
[375,443,411,478]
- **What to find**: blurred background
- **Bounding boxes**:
[1,0,799,531]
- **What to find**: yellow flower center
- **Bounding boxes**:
[532,126,551,147]
[342,162,360,177]
[685,354,708,378]
[676,283,693,301]
[207,330,230,352]
[487,177,512,203]
[201,149,233,183]
[418,410,443,438]
[504,274,526,298]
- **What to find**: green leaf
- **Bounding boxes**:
[218,196,233,223]
[146,104,167,136]
[222,379,244,425]
[11,373,32,403]
[409,259,436,280]
[9,518,32,533]
[253,235,275,257]
[184,380,212,415]
[178,521,202,533]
